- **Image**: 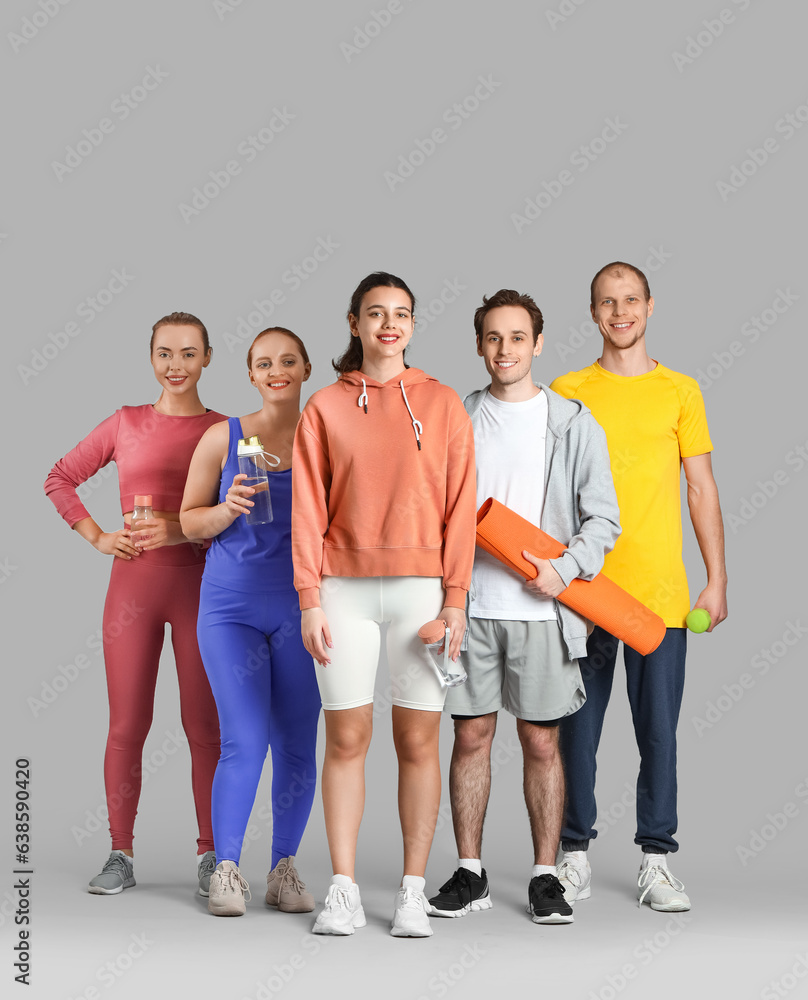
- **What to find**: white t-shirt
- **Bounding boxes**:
[469,390,556,621]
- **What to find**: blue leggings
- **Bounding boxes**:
[197,579,321,867]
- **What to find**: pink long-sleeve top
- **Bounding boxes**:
[44,404,227,527]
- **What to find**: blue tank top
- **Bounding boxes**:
[203,418,294,593]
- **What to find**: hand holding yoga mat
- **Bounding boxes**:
[475,498,666,656]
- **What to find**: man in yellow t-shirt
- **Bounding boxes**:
[551,261,728,913]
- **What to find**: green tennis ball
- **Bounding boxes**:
[686,609,711,633]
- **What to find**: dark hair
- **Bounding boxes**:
[247,326,310,369]
[473,289,544,344]
[332,271,416,375]
[590,262,651,309]
[150,311,210,354]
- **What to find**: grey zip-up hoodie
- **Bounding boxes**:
[464,384,621,660]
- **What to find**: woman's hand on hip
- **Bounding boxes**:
[301,607,333,666]
[94,529,140,560]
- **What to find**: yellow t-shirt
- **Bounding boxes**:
[550,362,712,627]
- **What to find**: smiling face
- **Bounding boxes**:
[150,324,211,395]
[348,285,414,368]
[248,330,310,401]
[590,271,654,351]
[477,305,543,395]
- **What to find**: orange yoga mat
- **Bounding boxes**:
[476,498,666,656]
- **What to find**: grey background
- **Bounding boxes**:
[4,1,807,997]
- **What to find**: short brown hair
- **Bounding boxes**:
[474,289,543,344]
[150,311,210,353]
[590,262,651,309]
[247,326,310,369]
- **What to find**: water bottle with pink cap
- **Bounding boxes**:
[417,620,467,688]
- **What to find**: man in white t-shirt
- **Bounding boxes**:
[427,289,621,924]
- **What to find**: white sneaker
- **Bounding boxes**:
[313,876,366,935]
[637,855,691,911]
[557,851,591,902]
[208,861,251,916]
[391,878,433,938]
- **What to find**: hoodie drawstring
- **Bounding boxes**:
[355,376,423,450]
[399,381,423,450]
[357,378,368,414]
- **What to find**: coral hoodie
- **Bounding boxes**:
[292,367,476,610]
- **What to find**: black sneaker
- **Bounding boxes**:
[428,867,492,918]
[528,873,574,924]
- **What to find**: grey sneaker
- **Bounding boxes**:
[197,851,216,897]
[208,861,251,916]
[265,856,315,912]
[88,851,136,895]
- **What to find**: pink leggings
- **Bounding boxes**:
[102,543,219,851]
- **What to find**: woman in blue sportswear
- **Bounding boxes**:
[181,326,321,917]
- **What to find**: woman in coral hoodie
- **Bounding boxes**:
[44,313,224,896]
[293,272,476,938]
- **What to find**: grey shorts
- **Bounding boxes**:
[444,618,585,721]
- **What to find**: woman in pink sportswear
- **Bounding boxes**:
[44,312,225,896]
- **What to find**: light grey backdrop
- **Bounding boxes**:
[4,1,807,998]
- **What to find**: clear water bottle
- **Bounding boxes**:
[417,619,467,688]
[131,494,154,544]
[237,436,276,525]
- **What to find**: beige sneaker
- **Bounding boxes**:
[208,861,250,916]
[265,856,315,912]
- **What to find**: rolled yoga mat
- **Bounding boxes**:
[475,497,666,656]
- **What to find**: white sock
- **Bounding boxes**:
[332,873,354,888]
[113,850,132,862]
[532,864,555,878]
[402,875,426,892]
[642,853,667,869]
[458,858,482,877]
